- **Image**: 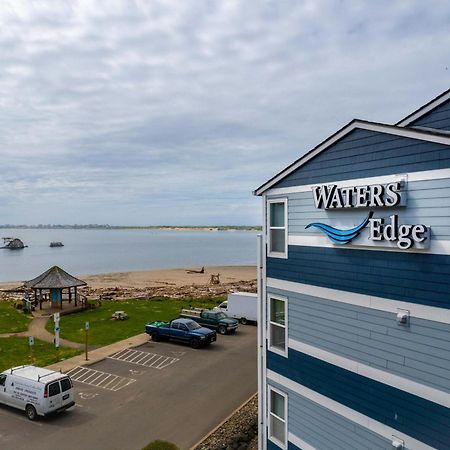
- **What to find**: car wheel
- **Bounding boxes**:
[218,325,227,335]
[152,333,160,342]
[25,404,37,421]
[190,338,201,349]
[240,317,248,325]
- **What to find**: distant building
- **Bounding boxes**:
[254,89,450,450]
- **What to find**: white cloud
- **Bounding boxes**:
[0,0,449,224]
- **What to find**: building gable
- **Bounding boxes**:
[407,97,450,131]
[267,126,450,190]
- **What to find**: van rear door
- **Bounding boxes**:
[46,381,62,411]
[0,374,9,406]
[59,377,74,407]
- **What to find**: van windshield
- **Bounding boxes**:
[60,378,72,392]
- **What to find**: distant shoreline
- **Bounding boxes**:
[0,225,261,232]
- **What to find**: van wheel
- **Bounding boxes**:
[25,404,37,421]
[152,333,160,342]
[218,325,227,335]
[240,317,248,325]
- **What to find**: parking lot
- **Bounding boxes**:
[0,325,257,450]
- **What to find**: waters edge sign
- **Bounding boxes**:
[307,179,430,250]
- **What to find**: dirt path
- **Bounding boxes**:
[0,314,84,349]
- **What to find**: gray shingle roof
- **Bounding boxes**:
[25,266,87,289]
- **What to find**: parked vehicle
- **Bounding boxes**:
[0,365,75,420]
[179,308,239,334]
[145,318,216,349]
[214,292,258,324]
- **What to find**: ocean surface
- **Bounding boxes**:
[0,229,259,282]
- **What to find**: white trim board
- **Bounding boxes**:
[397,89,450,127]
[288,235,450,256]
[288,432,316,450]
[267,370,436,450]
[266,278,450,324]
[254,120,450,196]
[265,168,450,196]
[288,338,450,408]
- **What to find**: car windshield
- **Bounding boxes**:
[216,312,227,320]
[186,321,202,330]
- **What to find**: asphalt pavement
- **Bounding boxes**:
[0,326,257,450]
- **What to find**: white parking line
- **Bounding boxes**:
[108,349,179,370]
[66,367,136,391]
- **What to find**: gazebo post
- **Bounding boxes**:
[39,289,42,310]
[75,286,78,307]
[68,287,72,304]
[60,289,63,310]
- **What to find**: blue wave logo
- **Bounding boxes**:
[305,212,373,245]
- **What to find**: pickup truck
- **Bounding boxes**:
[179,309,239,335]
[145,318,216,349]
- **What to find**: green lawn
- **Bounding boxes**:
[0,302,31,334]
[45,297,224,346]
[0,337,81,372]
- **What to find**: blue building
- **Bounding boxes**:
[254,89,450,450]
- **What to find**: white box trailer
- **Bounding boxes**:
[216,292,258,324]
[0,365,75,420]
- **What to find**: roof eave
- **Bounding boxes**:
[253,119,450,196]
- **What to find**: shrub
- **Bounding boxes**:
[142,440,179,450]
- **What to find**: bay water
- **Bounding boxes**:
[0,229,258,283]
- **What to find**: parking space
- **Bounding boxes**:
[108,348,179,369]
[66,366,136,392]
[0,326,257,450]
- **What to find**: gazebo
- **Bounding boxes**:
[24,266,87,310]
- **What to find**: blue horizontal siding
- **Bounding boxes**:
[268,349,450,449]
[409,98,450,131]
[269,379,393,450]
[267,440,302,450]
[268,286,450,393]
[273,129,450,188]
[267,246,450,309]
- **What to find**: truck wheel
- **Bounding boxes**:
[240,317,248,325]
[151,333,160,342]
[25,404,37,421]
[190,338,201,349]
[218,325,227,335]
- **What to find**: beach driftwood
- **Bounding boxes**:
[210,274,220,285]
[186,266,205,274]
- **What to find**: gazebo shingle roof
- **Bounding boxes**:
[25,266,87,289]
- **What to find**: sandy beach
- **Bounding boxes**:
[0,265,257,300]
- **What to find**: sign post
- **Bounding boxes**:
[84,321,89,361]
[28,336,34,364]
[53,312,60,349]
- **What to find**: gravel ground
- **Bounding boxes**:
[195,394,258,450]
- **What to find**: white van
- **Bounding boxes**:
[0,365,75,420]
[215,292,258,324]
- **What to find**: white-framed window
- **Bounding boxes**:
[268,198,288,258]
[268,294,288,357]
[268,385,288,448]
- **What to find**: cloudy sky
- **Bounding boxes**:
[0,0,449,225]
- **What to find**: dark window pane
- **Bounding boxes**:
[270,298,285,325]
[270,324,286,351]
[48,382,61,397]
[270,229,285,253]
[270,203,285,227]
[60,378,72,392]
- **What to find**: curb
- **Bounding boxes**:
[189,392,257,450]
